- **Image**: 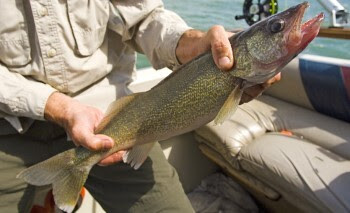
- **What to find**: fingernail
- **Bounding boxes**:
[103,140,113,150]
[219,56,231,68]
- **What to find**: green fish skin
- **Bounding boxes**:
[17,2,323,212]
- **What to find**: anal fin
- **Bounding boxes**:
[123,142,156,170]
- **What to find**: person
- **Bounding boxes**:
[0,0,280,212]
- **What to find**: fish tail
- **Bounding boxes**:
[17,147,94,213]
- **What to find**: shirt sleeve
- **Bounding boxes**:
[0,64,57,121]
[108,0,192,69]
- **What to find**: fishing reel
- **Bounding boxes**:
[235,0,278,26]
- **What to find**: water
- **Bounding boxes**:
[136,0,350,69]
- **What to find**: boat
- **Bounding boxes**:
[71,51,350,213]
[30,1,350,212]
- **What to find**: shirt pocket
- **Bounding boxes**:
[67,0,109,56]
[0,1,31,67]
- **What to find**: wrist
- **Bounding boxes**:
[44,92,76,127]
[175,29,206,65]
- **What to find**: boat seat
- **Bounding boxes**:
[195,55,350,212]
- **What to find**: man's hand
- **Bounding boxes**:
[44,92,124,166]
[240,73,281,104]
[176,26,234,71]
[176,26,281,102]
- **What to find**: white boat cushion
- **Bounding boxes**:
[195,104,267,169]
[195,95,350,212]
[196,95,350,162]
[239,133,350,213]
[240,95,350,160]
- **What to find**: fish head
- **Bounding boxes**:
[231,2,324,83]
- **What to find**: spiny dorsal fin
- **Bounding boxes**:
[122,142,156,170]
[105,93,141,116]
[95,93,141,133]
[214,85,243,125]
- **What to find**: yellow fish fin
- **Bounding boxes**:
[214,84,243,125]
[95,93,141,133]
[122,141,156,170]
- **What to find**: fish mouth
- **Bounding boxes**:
[287,2,324,51]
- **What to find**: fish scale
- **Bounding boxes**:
[98,53,237,148]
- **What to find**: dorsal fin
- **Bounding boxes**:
[95,93,141,133]
[214,85,243,125]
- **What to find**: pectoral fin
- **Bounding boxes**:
[214,85,243,125]
[123,142,156,170]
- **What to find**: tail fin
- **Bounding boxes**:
[17,147,93,213]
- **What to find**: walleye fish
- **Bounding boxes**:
[18,2,323,212]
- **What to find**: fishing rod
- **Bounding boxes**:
[234,0,278,26]
[235,0,349,39]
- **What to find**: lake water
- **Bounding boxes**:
[136,0,350,69]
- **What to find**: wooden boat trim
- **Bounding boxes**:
[318,27,350,39]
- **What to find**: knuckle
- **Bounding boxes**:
[209,25,225,34]
[208,25,225,39]
[212,41,226,50]
[212,41,230,58]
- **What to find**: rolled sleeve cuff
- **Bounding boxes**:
[9,81,57,121]
[23,83,57,120]
[161,21,192,69]
[136,8,192,70]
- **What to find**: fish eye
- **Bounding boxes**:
[269,19,285,33]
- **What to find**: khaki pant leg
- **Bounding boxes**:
[85,142,194,213]
[0,121,193,213]
[0,121,73,213]
[0,135,58,212]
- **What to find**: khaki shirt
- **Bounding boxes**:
[0,0,190,133]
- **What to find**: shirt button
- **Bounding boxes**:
[47,48,57,58]
[39,7,48,17]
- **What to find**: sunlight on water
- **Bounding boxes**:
[136,0,350,69]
